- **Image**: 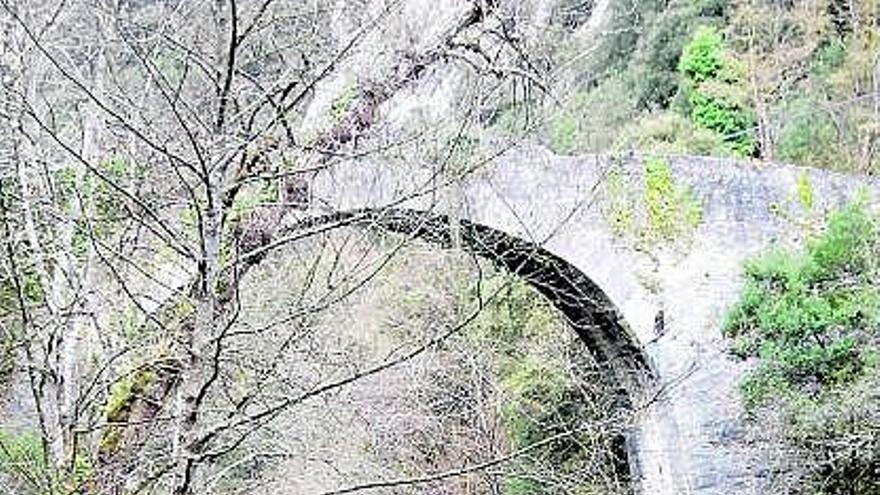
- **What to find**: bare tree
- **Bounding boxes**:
[728,0,829,159]
[0,1,618,494]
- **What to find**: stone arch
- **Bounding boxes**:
[287,207,657,399]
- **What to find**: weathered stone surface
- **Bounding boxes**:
[307,145,878,494]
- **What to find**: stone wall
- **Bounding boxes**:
[309,144,878,494]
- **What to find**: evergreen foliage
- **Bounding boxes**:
[725,202,879,405]
[678,26,755,156]
[724,201,880,491]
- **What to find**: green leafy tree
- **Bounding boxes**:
[626,0,731,109]
[678,26,756,156]
[724,201,880,492]
[725,202,880,405]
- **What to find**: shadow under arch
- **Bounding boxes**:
[286,207,656,400]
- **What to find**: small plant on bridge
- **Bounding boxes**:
[644,157,703,239]
[603,156,703,246]
[768,171,825,235]
[724,200,880,491]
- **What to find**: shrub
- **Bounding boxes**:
[546,76,638,155]
[687,90,755,156]
[615,112,733,156]
[591,0,729,81]
[726,202,880,490]
[678,26,755,156]
[100,367,158,457]
[725,202,880,406]
[678,26,725,83]
[603,157,703,244]
[808,201,877,278]
[228,180,279,225]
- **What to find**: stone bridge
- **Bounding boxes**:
[300,145,876,495]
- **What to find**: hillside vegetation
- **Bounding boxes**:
[541,0,879,173]
[0,1,878,494]
[724,200,880,493]
[529,2,880,492]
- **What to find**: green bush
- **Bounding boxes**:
[687,90,755,156]
[227,180,279,226]
[615,112,733,156]
[726,202,880,490]
[808,202,877,278]
[678,26,725,83]
[546,76,638,155]
[678,26,755,156]
[104,368,158,422]
[329,82,358,121]
[725,202,880,406]
[775,98,843,169]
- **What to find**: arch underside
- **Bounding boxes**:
[286,207,657,399]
